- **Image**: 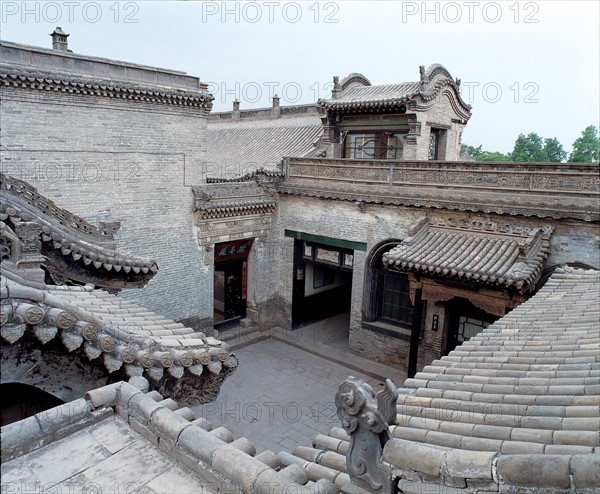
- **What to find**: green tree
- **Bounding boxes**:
[569,125,600,163]
[461,144,482,159]
[478,151,511,162]
[543,137,567,162]
[511,132,547,162]
[462,144,509,162]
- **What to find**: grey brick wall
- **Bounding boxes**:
[276,194,422,329]
[402,93,466,161]
[276,193,599,368]
[1,89,209,324]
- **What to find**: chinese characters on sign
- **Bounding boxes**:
[214,239,254,263]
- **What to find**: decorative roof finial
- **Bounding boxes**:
[332,76,341,100]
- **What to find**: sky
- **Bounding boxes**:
[1,0,599,154]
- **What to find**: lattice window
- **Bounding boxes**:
[380,271,413,326]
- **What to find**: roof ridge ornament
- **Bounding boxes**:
[419,65,429,88]
[332,76,341,99]
[336,376,399,493]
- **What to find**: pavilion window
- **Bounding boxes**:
[345,133,402,159]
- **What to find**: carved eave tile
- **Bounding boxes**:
[193,178,279,220]
[195,199,277,220]
[204,167,285,184]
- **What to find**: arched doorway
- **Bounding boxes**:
[361,239,423,376]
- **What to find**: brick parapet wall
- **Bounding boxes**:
[0,41,208,93]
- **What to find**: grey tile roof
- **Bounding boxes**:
[399,267,599,442]
[319,64,472,116]
[383,266,600,490]
[206,114,323,176]
[1,174,158,286]
[1,273,237,404]
[3,268,597,493]
[278,268,599,493]
[1,380,333,493]
[382,221,551,292]
[323,82,420,111]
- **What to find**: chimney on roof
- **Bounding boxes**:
[232,99,240,121]
[50,27,69,52]
[271,94,281,119]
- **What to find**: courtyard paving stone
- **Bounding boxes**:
[193,337,390,453]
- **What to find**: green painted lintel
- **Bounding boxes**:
[284,229,367,252]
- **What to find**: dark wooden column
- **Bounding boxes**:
[407,288,424,378]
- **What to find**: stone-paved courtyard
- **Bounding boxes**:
[193,337,385,454]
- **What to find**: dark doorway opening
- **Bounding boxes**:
[214,239,252,329]
[444,297,499,354]
[1,383,65,427]
[214,261,246,323]
[291,239,353,328]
